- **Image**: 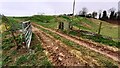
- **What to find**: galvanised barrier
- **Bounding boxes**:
[22,20,32,49]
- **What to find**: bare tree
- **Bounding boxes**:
[109,7,116,20]
[99,10,102,19]
[92,11,97,18]
[79,7,88,17]
[108,7,116,13]
[117,11,120,20]
[119,1,120,11]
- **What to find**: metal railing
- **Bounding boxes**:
[22,20,32,49]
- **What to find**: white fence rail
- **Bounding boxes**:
[22,20,32,49]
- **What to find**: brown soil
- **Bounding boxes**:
[32,26,89,66]
[32,23,120,64]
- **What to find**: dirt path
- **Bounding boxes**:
[32,26,90,66]
[32,23,120,64]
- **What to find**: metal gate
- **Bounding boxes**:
[22,20,32,49]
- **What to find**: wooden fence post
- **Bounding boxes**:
[98,22,102,34]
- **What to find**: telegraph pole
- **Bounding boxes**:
[70,0,76,30]
[72,0,75,15]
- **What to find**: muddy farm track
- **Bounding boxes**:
[32,26,90,66]
[32,23,120,65]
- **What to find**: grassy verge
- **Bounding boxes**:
[1,16,52,66]
[36,25,119,67]
[68,30,120,48]
[2,32,52,66]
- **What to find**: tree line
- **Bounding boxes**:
[64,7,120,23]
[78,7,120,21]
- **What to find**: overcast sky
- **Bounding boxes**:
[0,0,119,16]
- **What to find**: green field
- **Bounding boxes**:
[29,15,119,41]
[26,15,119,48]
